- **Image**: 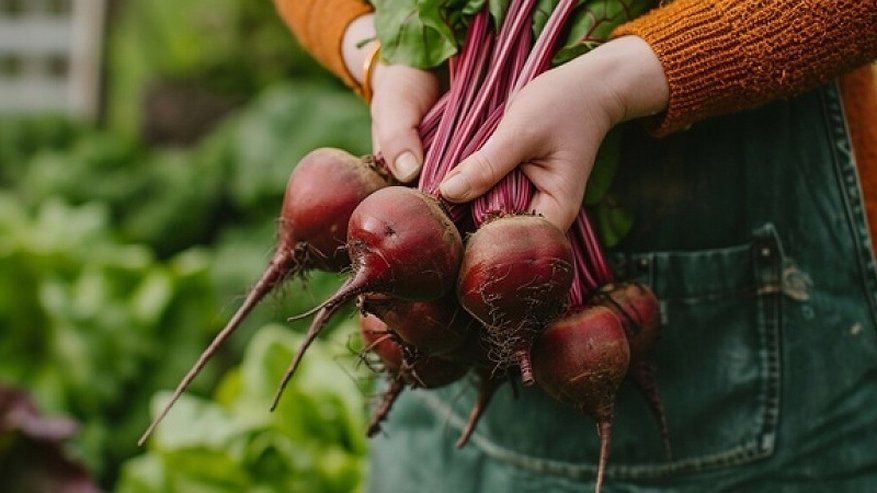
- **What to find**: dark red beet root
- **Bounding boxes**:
[592,282,660,362]
[457,214,573,385]
[628,359,672,462]
[271,186,465,409]
[361,293,478,357]
[138,148,389,446]
[358,312,468,437]
[359,311,404,374]
[592,282,671,460]
[532,305,631,493]
[280,148,392,271]
[456,369,506,448]
[345,187,464,300]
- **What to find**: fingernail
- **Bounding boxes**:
[440,173,470,200]
[394,152,421,183]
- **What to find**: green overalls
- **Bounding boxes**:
[367,82,877,492]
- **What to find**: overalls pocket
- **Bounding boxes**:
[604,222,784,478]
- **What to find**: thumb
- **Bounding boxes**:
[439,127,532,203]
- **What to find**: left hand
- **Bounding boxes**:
[439,35,669,231]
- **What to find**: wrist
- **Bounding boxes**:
[575,36,669,126]
[342,14,378,86]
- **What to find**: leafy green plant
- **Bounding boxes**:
[117,325,369,493]
[0,195,223,483]
[373,0,655,68]
[8,81,370,259]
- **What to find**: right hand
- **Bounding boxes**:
[343,14,439,183]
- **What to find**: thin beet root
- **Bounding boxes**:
[594,420,612,493]
[629,359,672,462]
[271,188,464,408]
[137,148,389,446]
[456,369,505,448]
[592,281,671,459]
[357,312,468,437]
[532,305,630,493]
[367,378,405,437]
[458,214,573,385]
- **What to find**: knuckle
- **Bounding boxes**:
[470,151,504,187]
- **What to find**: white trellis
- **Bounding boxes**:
[0,0,106,119]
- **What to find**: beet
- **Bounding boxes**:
[591,281,670,460]
[361,293,478,357]
[532,305,630,493]
[271,186,464,409]
[457,214,573,385]
[591,282,660,362]
[138,147,389,446]
[358,312,468,437]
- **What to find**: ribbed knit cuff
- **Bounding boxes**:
[615,0,877,136]
[274,0,374,88]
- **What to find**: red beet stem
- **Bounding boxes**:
[511,0,577,94]
[419,11,492,193]
[515,347,535,386]
[574,210,613,287]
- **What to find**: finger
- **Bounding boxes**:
[371,120,424,184]
[440,125,535,203]
[529,191,579,233]
[370,70,437,183]
[371,94,424,182]
[521,154,590,232]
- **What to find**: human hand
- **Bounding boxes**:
[343,14,440,183]
[439,35,669,231]
[369,64,440,182]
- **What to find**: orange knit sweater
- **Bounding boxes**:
[273,0,877,239]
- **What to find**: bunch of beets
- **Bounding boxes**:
[141,1,669,491]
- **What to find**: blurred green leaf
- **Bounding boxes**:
[0,196,223,479]
[584,125,622,205]
[591,193,634,248]
[120,325,368,493]
[1,4,375,490]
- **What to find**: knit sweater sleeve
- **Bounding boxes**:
[614,0,877,135]
[273,0,374,88]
